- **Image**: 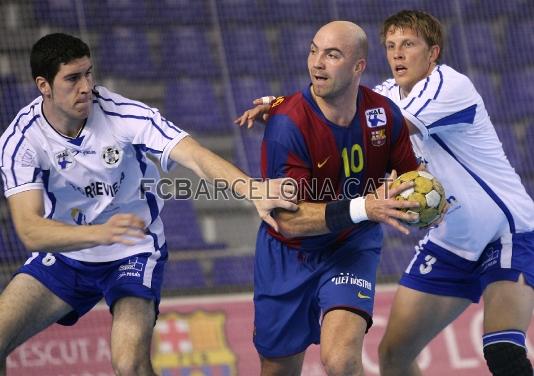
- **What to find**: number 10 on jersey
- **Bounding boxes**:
[341,144,364,177]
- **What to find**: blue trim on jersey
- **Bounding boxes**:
[10,115,40,186]
[133,145,148,175]
[417,77,430,97]
[146,192,159,224]
[41,169,56,219]
[32,168,41,183]
[161,117,182,134]
[98,108,175,141]
[94,90,156,114]
[433,66,444,99]
[414,99,432,117]
[403,97,416,110]
[1,103,39,172]
[133,143,163,155]
[427,104,477,130]
[431,134,516,233]
[410,66,444,118]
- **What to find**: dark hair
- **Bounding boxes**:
[381,10,444,62]
[30,33,91,83]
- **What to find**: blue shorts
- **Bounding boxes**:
[253,225,380,358]
[17,246,168,326]
[400,231,534,303]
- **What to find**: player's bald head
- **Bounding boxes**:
[314,21,368,60]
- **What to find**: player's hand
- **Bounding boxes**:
[234,96,274,128]
[252,178,298,232]
[365,170,420,235]
[96,213,146,246]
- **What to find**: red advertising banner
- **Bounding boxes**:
[7,287,534,375]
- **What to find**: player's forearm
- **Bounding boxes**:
[276,202,330,238]
[171,137,258,199]
[16,217,103,252]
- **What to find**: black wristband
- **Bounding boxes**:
[325,199,353,232]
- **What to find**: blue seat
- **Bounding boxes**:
[359,23,390,75]
[448,22,501,71]
[165,79,229,134]
[32,0,94,28]
[0,216,28,263]
[215,0,262,24]
[0,76,39,132]
[278,26,316,76]
[162,259,207,290]
[98,27,156,78]
[467,72,500,122]
[232,77,272,115]
[155,0,211,25]
[501,70,534,121]
[335,0,424,23]
[161,27,220,78]
[212,256,254,286]
[506,21,534,66]
[160,199,225,251]
[222,27,274,77]
[238,130,264,177]
[265,0,332,24]
[99,0,149,25]
[280,74,310,95]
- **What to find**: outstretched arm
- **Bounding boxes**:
[169,136,297,231]
[8,190,146,252]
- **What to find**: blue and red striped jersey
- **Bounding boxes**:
[260,85,418,250]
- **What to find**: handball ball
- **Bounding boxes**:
[392,170,447,227]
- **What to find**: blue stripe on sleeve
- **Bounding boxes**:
[41,169,56,219]
[94,90,156,114]
[403,97,416,110]
[433,66,444,99]
[431,134,515,233]
[98,106,174,141]
[427,104,477,130]
[414,99,432,117]
[417,77,430,97]
[10,115,40,186]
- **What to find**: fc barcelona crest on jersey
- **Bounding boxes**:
[101,146,122,168]
[371,129,386,147]
[365,107,387,128]
[55,149,75,171]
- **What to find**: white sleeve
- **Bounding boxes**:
[400,67,479,140]
[130,110,189,172]
[1,134,44,197]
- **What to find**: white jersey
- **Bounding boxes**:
[0,86,188,262]
[374,64,534,261]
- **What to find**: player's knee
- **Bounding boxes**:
[483,330,533,376]
[111,352,153,376]
[378,336,400,367]
[321,350,363,376]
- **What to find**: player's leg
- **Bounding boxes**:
[480,233,534,376]
[0,273,73,373]
[253,225,319,376]
[320,309,367,376]
[379,240,480,376]
[316,245,382,376]
[378,286,470,376]
[104,250,166,376]
[110,297,157,376]
[259,352,306,376]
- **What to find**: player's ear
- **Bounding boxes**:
[429,45,440,64]
[355,58,366,74]
[35,76,51,97]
